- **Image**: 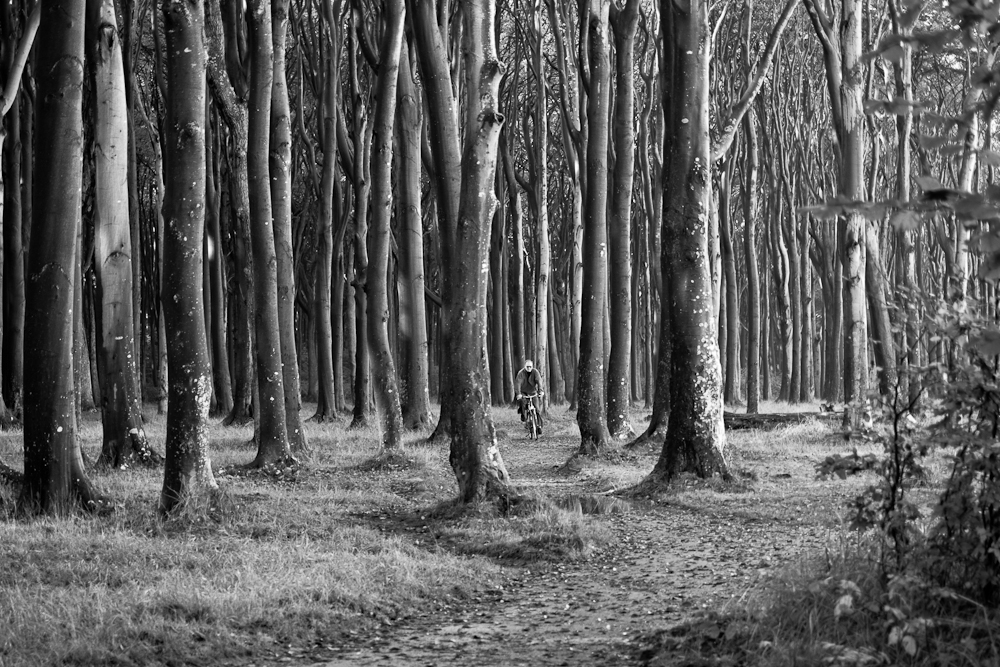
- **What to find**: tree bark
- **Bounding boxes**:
[396,46,432,429]
[743,109,760,414]
[606,0,639,438]
[270,0,307,455]
[444,0,510,502]
[90,0,154,468]
[644,0,728,484]
[366,0,405,451]
[159,0,218,514]
[247,0,292,466]
[576,0,613,457]
[21,0,106,513]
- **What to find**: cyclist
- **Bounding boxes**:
[515,359,544,433]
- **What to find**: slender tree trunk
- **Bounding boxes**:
[247,0,292,466]
[205,0,253,427]
[21,0,105,512]
[606,0,639,438]
[840,0,868,420]
[366,0,405,451]
[720,158,740,405]
[312,4,341,422]
[269,0,307,454]
[396,47,432,429]
[206,120,233,416]
[91,0,154,467]
[743,109,760,414]
[407,0,462,443]
[576,0,613,457]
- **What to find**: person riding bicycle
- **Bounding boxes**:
[515,359,544,432]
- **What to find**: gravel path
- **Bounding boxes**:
[311,412,849,667]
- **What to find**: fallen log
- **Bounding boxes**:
[724,411,840,430]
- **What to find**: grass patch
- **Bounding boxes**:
[0,407,545,666]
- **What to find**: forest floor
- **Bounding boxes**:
[0,401,890,667]
[314,403,876,667]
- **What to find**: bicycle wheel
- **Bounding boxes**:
[528,410,538,440]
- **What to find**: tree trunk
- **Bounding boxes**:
[443,0,510,502]
[91,0,154,468]
[743,109,760,414]
[206,120,233,417]
[576,0,613,457]
[247,0,292,466]
[20,0,105,512]
[645,0,728,484]
[159,0,218,514]
[396,47,432,429]
[606,0,639,438]
[366,0,405,451]
[312,3,341,422]
[719,157,740,405]
[407,0,462,443]
[269,0,307,455]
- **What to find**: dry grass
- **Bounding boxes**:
[0,405,606,667]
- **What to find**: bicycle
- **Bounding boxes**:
[520,393,542,440]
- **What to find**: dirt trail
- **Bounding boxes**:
[312,413,847,667]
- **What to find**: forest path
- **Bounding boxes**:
[312,409,855,667]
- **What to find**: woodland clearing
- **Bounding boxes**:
[0,401,944,666]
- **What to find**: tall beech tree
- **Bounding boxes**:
[396,42,433,429]
[606,0,640,439]
[0,0,37,426]
[205,0,254,427]
[20,0,106,512]
[441,0,510,501]
[159,0,218,514]
[576,0,613,457]
[246,0,293,467]
[366,0,405,451]
[803,0,869,422]
[642,0,729,485]
[407,0,462,441]
[90,0,154,468]
[270,0,308,455]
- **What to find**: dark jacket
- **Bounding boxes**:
[515,367,543,396]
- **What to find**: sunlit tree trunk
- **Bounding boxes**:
[743,109,760,414]
[21,0,105,512]
[90,0,153,467]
